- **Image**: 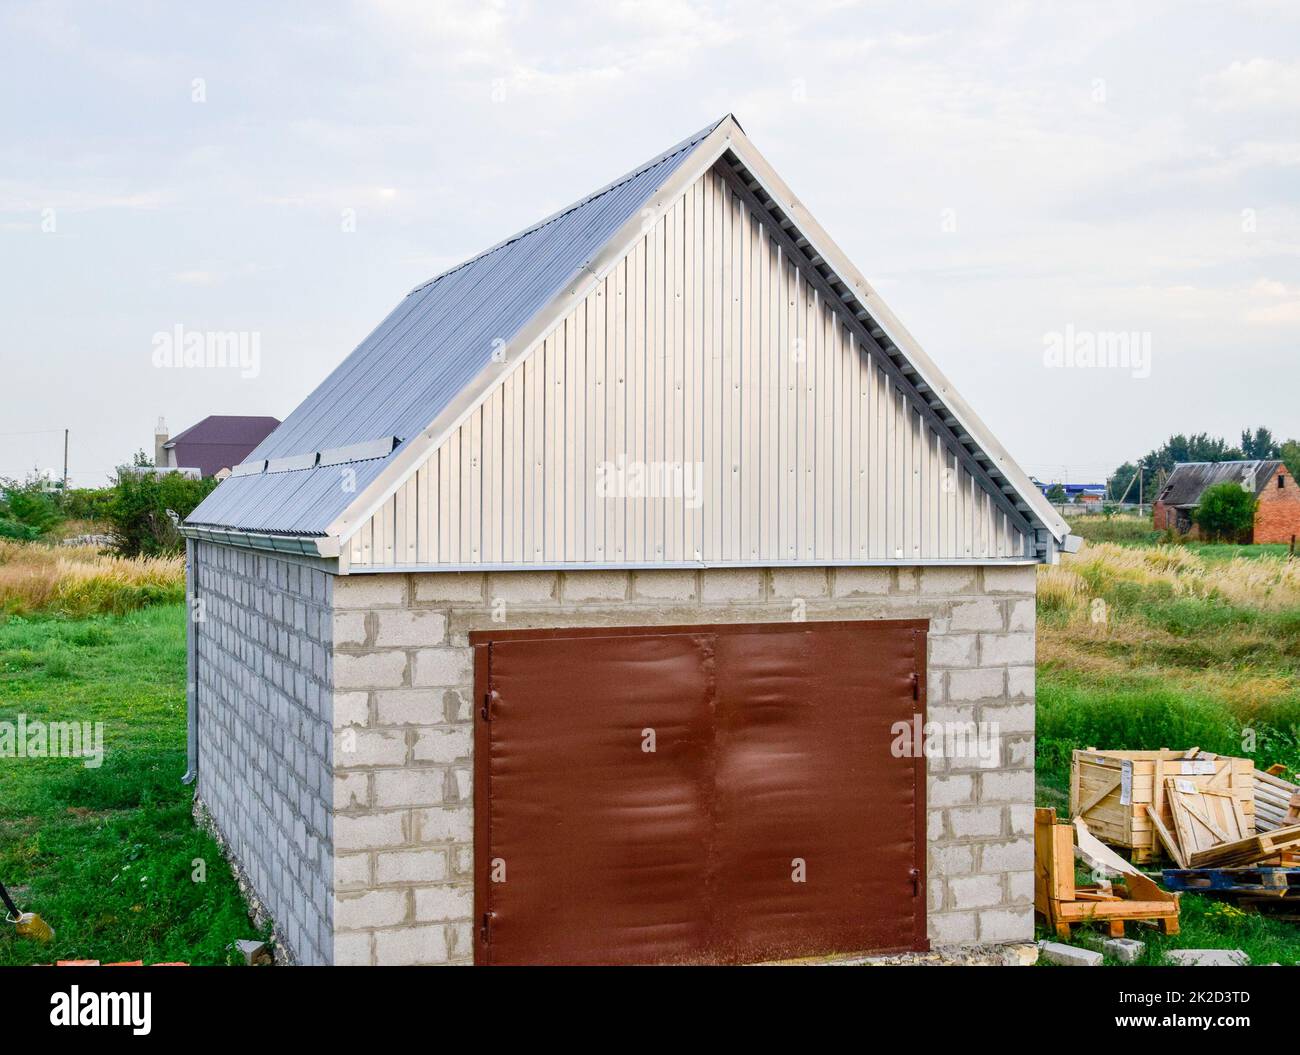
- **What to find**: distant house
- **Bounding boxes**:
[154,416,280,479]
[1032,480,1107,502]
[1153,460,1300,543]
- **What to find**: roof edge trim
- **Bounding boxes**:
[179,523,340,559]
[324,115,1068,557]
[719,124,1069,545]
[407,116,728,297]
[324,117,743,546]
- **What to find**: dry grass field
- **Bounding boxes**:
[0,540,184,617]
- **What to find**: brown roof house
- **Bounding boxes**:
[154,415,280,479]
[1154,460,1300,543]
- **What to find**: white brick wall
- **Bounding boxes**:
[330,565,1038,964]
[191,542,334,966]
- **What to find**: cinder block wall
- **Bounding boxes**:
[331,565,1037,965]
[191,541,335,965]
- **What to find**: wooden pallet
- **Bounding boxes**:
[1256,767,1300,832]
[1035,807,1180,939]
[1186,823,1300,869]
[1161,867,1300,895]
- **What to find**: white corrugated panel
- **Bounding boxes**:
[348,166,1030,569]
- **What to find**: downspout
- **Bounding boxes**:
[182,538,199,785]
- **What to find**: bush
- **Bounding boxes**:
[62,486,116,523]
[106,470,217,557]
[0,478,63,540]
[1194,481,1257,542]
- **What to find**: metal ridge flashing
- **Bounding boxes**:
[228,436,400,477]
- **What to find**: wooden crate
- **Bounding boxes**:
[1034,808,1179,940]
[1069,748,1255,863]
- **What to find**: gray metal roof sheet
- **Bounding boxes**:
[1156,460,1283,508]
[187,119,721,535]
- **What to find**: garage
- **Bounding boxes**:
[183,114,1071,964]
[472,620,927,965]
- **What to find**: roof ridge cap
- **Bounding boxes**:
[406,117,727,297]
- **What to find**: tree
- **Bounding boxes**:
[1241,427,1280,460]
[106,467,217,557]
[1281,439,1300,482]
[1108,462,1138,501]
[1108,428,1277,502]
[1045,483,1067,503]
[1193,481,1257,542]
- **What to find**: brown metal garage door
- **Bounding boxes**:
[471,619,927,965]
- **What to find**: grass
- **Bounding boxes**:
[1036,872,1300,966]
[1036,538,1300,964]
[0,540,184,618]
[1067,514,1163,546]
[1067,514,1293,561]
[0,605,264,965]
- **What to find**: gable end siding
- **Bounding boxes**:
[345,165,1031,569]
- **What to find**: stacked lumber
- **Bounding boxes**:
[1070,748,1254,863]
[1035,807,1179,940]
[1255,765,1300,833]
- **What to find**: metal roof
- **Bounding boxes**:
[1156,460,1283,508]
[184,114,1071,562]
[186,118,723,535]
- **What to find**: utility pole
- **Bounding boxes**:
[62,428,69,491]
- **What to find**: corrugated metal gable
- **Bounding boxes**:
[186,120,720,535]
[345,164,1033,569]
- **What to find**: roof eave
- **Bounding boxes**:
[179,522,340,559]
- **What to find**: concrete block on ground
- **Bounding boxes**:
[233,938,273,965]
[1037,941,1102,966]
[1165,948,1249,966]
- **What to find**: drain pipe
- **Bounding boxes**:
[182,538,199,785]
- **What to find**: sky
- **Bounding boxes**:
[1,0,1297,487]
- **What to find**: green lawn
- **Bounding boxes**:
[0,605,263,965]
[1067,514,1292,561]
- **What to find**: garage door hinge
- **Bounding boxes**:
[480,911,494,943]
[481,692,492,721]
[910,672,920,700]
[910,868,921,896]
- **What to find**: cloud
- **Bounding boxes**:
[0,184,171,214]
[1244,279,1300,324]
[1203,58,1300,112]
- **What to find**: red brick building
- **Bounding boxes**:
[1153,460,1300,543]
